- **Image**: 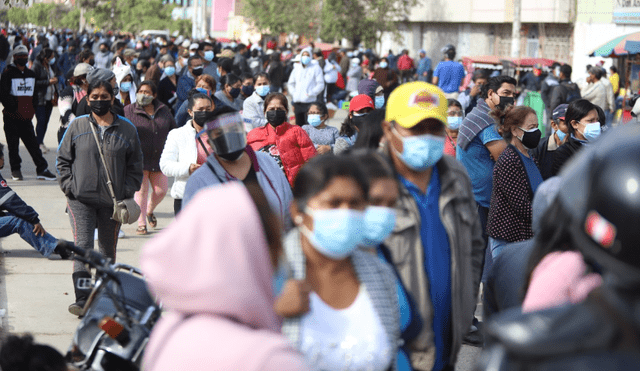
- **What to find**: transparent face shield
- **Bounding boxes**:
[200,112,247,156]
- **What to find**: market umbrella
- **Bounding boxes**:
[625,40,640,55]
[589,32,640,57]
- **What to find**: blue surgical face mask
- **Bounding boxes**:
[392,127,445,171]
[164,66,176,77]
[555,128,567,142]
[578,122,602,142]
[204,50,214,61]
[379,61,388,69]
[447,116,463,130]
[132,58,138,66]
[363,206,396,247]
[216,68,221,77]
[120,81,132,93]
[299,208,365,260]
[301,56,311,65]
[307,114,322,127]
[256,85,270,97]
[375,96,385,109]
[49,57,56,65]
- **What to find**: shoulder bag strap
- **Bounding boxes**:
[88,121,119,206]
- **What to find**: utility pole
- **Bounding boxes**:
[510,0,521,58]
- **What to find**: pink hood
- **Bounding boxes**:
[141,183,307,371]
[141,182,279,330]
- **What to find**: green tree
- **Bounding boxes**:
[85,0,175,33]
[26,3,56,27]
[320,0,418,47]
[240,0,321,39]
[59,7,82,30]
[6,6,27,26]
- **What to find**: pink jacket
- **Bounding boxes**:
[522,251,602,313]
[141,183,307,371]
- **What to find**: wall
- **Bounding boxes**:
[405,0,573,23]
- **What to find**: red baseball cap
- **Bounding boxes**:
[350,94,374,112]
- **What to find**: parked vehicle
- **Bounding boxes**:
[58,240,160,371]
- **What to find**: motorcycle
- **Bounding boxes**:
[58,240,161,371]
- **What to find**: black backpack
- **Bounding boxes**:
[562,81,581,104]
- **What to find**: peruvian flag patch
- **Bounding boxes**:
[0,180,7,188]
[585,211,617,249]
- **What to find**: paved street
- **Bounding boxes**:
[0,107,481,368]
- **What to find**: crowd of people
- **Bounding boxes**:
[0,27,638,370]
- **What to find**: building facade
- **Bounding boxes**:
[378,0,575,67]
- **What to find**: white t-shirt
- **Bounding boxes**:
[300,285,392,371]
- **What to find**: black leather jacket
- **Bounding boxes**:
[477,287,640,370]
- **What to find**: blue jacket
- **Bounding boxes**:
[0,174,40,225]
[182,146,293,229]
[175,72,195,110]
[416,57,432,76]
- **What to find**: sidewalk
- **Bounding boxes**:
[0,107,174,353]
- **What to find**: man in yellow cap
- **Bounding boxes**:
[382,82,485,371]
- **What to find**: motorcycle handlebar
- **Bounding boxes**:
[57,240,107,267]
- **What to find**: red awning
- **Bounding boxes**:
[512,58,561,67]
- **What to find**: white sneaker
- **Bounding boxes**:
[39,144,48,154]
[118,229,125,238]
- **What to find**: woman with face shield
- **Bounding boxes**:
[182,106,293,229]
[275,154,400,371]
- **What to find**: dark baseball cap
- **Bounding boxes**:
[552,104,568,121]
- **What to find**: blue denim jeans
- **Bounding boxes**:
[0,215,57,257]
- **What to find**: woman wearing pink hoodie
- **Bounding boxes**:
[141,182,307,371]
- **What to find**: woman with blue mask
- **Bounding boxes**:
[275,154,401,371]
[214,73,243,111]
[354,150,423,371]
[445,99,463,157]
[158,59,178,114]
[242,73,271,130]
[113,63,136,108]
[552,99,601,176]
[301,102,339,155]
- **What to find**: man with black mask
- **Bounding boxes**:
[175,55,204,110]
[0,45,57,181]
[478,124,640,370]
[182,106,293,229]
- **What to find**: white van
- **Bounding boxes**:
[140,30,170,40]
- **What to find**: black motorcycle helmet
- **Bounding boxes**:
[557,124,640,282]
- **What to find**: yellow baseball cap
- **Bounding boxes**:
[385,82,448,128]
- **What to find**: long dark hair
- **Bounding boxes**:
[353,109,385,149]
[490,105,537,142]
[340,115,356,137]
[36,48,54,64]
[565,99,597,134]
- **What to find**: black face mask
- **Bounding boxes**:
[229,87,241,99]
[192,66,204,76]
[209,132,246,160]
[14,57,27,66]
[266,109,287,127]
[192,111,211,127]
[497,95,515,110]
[90,100,112,116]
[518,128,542,149]
[217,149,245,161]
[89,59,95,66]
[242,85,254,97]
